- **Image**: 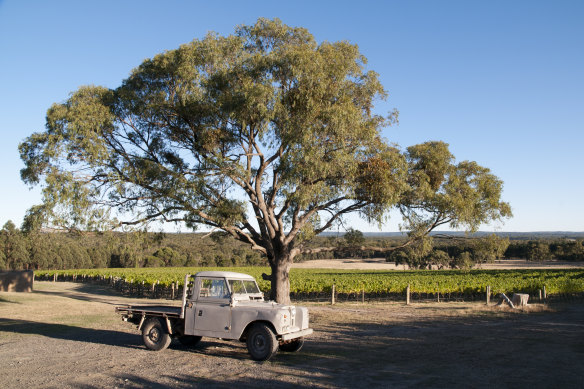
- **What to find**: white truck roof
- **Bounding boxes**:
[194,271,256,280]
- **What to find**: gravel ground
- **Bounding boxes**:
[1,281,583,388]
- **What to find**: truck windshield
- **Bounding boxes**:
[229,279,260,294]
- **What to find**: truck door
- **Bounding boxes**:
[194,277,231,333]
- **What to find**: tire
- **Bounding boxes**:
[279,337,304,352]
[178,335,202,347]
[246,323,278,361]
[142,318,172,351]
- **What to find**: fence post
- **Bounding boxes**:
[406,284,411,305]
[331,284,335,305]
[362,287,365,304]
[486,285,491,305]
[543,286,547,302]
[171,283,175,300]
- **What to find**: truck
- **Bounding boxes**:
[115,271,313,361]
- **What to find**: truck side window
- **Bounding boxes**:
[200,278,229,299]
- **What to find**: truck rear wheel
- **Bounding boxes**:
[279,337,304,352]
[246,323,278,361]
[142,318,171,351]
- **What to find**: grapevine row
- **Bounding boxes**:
[33,267,584,296]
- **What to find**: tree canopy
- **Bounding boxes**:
[19,18,511,303]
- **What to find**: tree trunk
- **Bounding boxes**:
[268,254,292,305]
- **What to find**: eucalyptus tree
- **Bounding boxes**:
[19,18,510,303]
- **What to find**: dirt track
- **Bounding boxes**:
[1,281,583,388]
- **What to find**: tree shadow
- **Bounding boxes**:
[0,296,20,304]
[176,338,250,360]
[74,372,305,389]
[274,305,584,388]
[0,317,142,349]
[34,283,177,306]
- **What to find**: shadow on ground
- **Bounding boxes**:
[0,317,142,349]
[293,305,584,388]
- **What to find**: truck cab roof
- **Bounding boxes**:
[194,271,256,280]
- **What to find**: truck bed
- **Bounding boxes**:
[115,305,182,318]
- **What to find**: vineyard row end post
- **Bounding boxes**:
[331,284,335,305]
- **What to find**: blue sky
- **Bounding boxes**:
[0,0,582,232]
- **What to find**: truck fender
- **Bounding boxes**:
[137,315,173,335]
[239,320,277,342]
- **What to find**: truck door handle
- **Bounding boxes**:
[198,310,203,316]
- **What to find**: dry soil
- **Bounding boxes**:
[0,281,583,388]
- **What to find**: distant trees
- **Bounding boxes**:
[505,239,583,262]
[0,219,582,271]
[1,221,29,270]
[0,220,269,270]
[388,234,511,269]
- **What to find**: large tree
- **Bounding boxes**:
[19,19,510,303]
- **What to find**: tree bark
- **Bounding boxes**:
[268,253,292,305]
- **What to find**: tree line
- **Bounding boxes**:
[2,220,582,271]
[0,221,266,271]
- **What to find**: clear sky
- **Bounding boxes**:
[0,0,582,232]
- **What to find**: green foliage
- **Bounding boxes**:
[399,142,512,236]
[344,228,365,246]
[526,241,551,261]
[19,18,510,254]
[153,247,185,267]
[34,267,584,296]
[0,221,29,270]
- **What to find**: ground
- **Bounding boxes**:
[1,280,583,388]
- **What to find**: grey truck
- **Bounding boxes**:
[115,271,313,361]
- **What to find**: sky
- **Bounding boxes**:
[0,0,582,233]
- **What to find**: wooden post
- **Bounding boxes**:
[486,285,491,305]
[331,284,335,305]
[171,283,175,300]
[538,289,542,301]
[543,286,547,301]
[362,287,365,304]
[406,284,411,305]
[53,273,57,282]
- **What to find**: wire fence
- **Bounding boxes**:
[35,272,584,305]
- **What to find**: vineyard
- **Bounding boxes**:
[34,267,584,298]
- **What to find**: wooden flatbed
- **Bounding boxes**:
[115,305,182,319]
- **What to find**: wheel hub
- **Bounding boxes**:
[149,327,160,342]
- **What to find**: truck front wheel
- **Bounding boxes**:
[246,323,278,361]
[142,318,172,351]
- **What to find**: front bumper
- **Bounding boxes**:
[280,328,313,341]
